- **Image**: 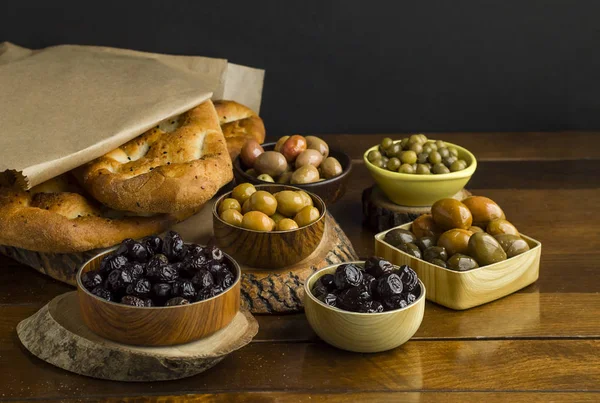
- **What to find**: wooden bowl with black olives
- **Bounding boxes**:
[304,258,426,353]
[213,183,326,269]
[77,231,241,346]
[232,135,352,205]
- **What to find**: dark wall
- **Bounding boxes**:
[2,0,599,134]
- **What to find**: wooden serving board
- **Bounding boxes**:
[17,292,259,382]
[362,186,472,232]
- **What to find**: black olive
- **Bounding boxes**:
[204,245,224,262]
[333,264,363,290]
[362,273,377,296]
[115,238,135,256]
[405,292,417,304]
[144,298,154,307]
[100,254,129,273]
[185,253,209,272]
[191,270,215,290]
[216,271,235,289]
[121,295,145,307]
[152,283,172,300]
[319,274,335,291]
[172,280,197,299]
[319,293,338,307]
[358,300,384,313]
[143,235,163,255]
[146,254,169,278]
[158,264,180,283]
[196,286,224,301]
[165,297,190,306]
[376,272,404,299]
[397,265,419,292]
[162,231,187,261]
[208,262,229,277]
[188,244,205,257]
[107,269,134,292]
[81,270,103,290]
[126,278,151,297]
[128,262,145,280]
[336,285,371,312]
[311,281,328,298]
[364,257,394,278]
[91,286,113,301]
[128,241,150,263]
[382,295,408,311]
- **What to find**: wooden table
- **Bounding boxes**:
[1,132,599,402]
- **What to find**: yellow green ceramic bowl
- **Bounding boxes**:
[363,141,477,206]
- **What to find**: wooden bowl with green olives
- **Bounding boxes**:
[213,184,327,269]
[233,142,352,205]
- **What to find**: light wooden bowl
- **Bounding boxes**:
[77,246,241,346]
[375,222,542,310]
[213,184,326,269]
[304,262,426,353]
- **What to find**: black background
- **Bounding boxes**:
[2,0,599,134]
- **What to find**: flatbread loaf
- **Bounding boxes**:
[77,100,232,214]
[214,100,266,160]
[0,174,194,253]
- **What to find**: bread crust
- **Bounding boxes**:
[0,175,195,253]
[214,100,266,160]
[78,100,233,214]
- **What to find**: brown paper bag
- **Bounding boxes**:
[0,42,264,189]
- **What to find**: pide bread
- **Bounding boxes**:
[0,174,195,253]
[214,100,266,160]
[77,100,232,214]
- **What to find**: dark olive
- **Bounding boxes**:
[397,242,422,259]
[384,228,417,247]
[415,236,436,252]
[447,253,480,271]
[430,258,448,268]
[423,246,448,262]
[467,232,507,266]
[494,234,530,258]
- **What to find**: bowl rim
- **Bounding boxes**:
[233,142,353,187]
[77,243,241,310]
[213,183,327,234]
[304,260,426,316]
[375,222,543,274]
[363,140,477,181]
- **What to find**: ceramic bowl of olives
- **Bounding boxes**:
[213,183,326,269]
[77,232,241,346]
[304,259,426,353]
[233,136,352,205]
[363,135,477,206]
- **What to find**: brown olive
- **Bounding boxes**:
[415,236,436,251]
[494,234,530,258]
[486,218,519,237]
[319,157,343,179]
[257,173,275,182]
[294,206,320,227]
[218,198,242,215]
[220,209,243,226]
[397,242,422,259]
[280,135,307,162]
[423,246,449,262]
[291,164,320,184]
[431,199,473,230]
[447,253,479,271]
[276,218,299,231]
[384,228,417,247]
[242,211,274,231]
[296,190,314,208]
[254,151,288,177]
[411,214,443,240]
[242,199,252,214]
[468,232,507,266]
[437,228,473,256]
[275,190,306,217]
[469,226,484,233]
[305,136,329,158]
[232,183,256,204]
[274,136,290,152]
[270,212,286,224]
[462,196,506,227]
[249,191,278,216]
[295,149,324,169]
[240,139,264,167]
[276,171,293,184]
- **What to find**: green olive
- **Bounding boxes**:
[487,219,520,237]
[399,163,415,174]
[388,143,403,158]
[447,253,479,271]
[450,160,467,172]
[417,153,429,164]
[232,183,257,204]
[276,218,299,231]
[274,136,290,152]
[468,232,507,266]
[400,138,410,149]
[270,212,286,223]
[296,190,314,208]
[494,234,530,258]
[294,206,320,227]
[416,164,431,174]
[249,191,278,216]
[418,134,428,143]
[443,156,457,167]
[409,134,425,145]
[381,156,390,166]
[242,211,274,231]
[415,236,436,251]
[372,158,385,168]
[245,168,258,177]
[384,228,417,247]
[275,190,305,217]
[428,142,438,151]
[218,198,242,215]
[320,157,343,179]
[435,140,446,149]
[408,142,423,154]
[397,242,422,259]
[291,164,320,184]
[422,144,434,154]
[257,173,275,182]
[400,151,417,165]
[438,147,450,159]
[242,199,252,214]
[381,137,394,150]
[277,171,293,184]
[448,147,459,157]
[430,258,447,268]
[432,163,450,174]
[423,246,449,262]
[428,151,442,164]
[387,157,401,171]
[220,209,243,226]
[368,150,382,162]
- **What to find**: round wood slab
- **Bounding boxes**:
[362,186,472,232]
[17,292,258,382]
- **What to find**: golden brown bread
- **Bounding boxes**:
[214,100,266,161]
[0,175,196,253]
[77,100,233,214]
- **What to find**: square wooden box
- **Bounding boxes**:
[374,223,542,310]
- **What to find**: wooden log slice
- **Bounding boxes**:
[17,292,259,382]
[362,186,472,233]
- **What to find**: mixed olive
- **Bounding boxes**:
[311,258,421,313]
[240,135,343,184]
[219,183,321,232]
[81,232,236,307]
[367,134,469,174]
[383,196,530,271]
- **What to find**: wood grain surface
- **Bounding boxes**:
[1,132,599,402]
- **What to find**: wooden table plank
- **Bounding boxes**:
[1,340,598,399]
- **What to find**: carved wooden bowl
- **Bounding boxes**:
[77,246,241,346]
[213,184,326,270]
[304,262,426,353]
